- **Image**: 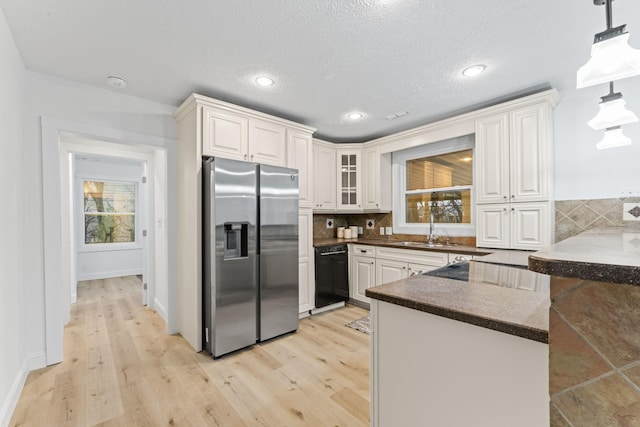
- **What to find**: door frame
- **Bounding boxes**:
[41,116,176,365]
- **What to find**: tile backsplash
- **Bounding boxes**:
[555,197,640,242]
[313,212,476,246]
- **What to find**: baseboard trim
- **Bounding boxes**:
[77,269,143,282]
[154,297,167,324]
[27,352,46,371]
[0,358,28,427]
[310,301,346,315]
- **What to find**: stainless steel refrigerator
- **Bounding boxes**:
[202,157,299,358]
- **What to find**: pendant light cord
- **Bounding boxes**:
[605,0,612,30]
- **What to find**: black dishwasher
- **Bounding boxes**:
[314,244,349,308]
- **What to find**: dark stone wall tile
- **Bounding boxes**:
[553,281,640,368]
[622,365,640,390]
[549,309,611,395]
[550,405,571,427]
[554,374,640,426]
[550,277,583,300]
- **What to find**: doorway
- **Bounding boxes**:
[41,117,176,366]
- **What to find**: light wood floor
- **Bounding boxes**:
[10,276,370,426]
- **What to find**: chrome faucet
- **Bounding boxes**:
[428,213,436,245]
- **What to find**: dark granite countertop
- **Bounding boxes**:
[529,226,640,285]
[313,237,492,256]
[366,261,550,343]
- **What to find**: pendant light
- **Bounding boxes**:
[588,82,639,130]
[596,126,632,149]
[576,0,640,89]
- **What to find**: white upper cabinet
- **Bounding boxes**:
[249,118,286,166]
[287,130,313,208]
[202,106,249,161]
[475,113,509,204]
[197,97,314,168]
[475,103,552,204]
[362,145,391,211]
[312,141,337,211]
[476,202,552,250]
[336,149,362,211]
[509,104,551,202]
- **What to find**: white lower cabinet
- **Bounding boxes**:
[348,245,450,304]
[476,202,551,250]
[351,255,376,303]
[376,259,408,285]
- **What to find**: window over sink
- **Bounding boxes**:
[393,134,475,237]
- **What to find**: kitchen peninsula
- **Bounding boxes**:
[366,254,550,427]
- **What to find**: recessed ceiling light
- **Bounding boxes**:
[106,75,127,88]
[462,65,486,77]
[255,76,275,86]
[347,112,364,120]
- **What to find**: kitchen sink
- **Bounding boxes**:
[394,241,447,248]
[395,241,427,247]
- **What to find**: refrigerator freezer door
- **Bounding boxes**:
[203,157,258,357]
[259,164,299,341]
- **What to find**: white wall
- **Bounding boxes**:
[24,71,178,367]
[74,157,144,282]
[0,6,28,427]
[554,81,640,201]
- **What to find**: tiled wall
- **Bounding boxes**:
[312,212,476,246]
[313,213,393,239]
[555,197,640,242]
[549,277,640,426]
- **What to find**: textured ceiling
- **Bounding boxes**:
[1,0,639,142]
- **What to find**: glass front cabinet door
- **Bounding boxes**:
[337,150,361,210]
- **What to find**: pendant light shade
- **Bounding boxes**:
[588,88,639,130]
[596,126,632,149]
[577,32,640,88]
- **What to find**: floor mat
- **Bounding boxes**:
[346,315,371,335]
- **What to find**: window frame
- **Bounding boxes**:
[392,135,475,237]
[78,176,141,252]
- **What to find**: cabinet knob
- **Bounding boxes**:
[251,155,254,160]
[244,154,248,160]
[511,208,515,212]
[503,208,507,212]
[511,195,515,199]
[376,203,379,207]
[503,196,507,199]
[402,266,406,269]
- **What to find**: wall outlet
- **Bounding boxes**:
[385,227,393,235]
[358,226,363,234]
[379,227,385,235]
[623,203,640,221]
[326,218,334,228]
[366,219,375,229]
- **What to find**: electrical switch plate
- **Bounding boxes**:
[385,227,393,235]
[366,219,375,229]
[379,227,385,235]
[623,203,640,221]
[326,218,335,228]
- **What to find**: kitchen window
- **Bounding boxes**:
[393,134,475,237]
[83,180,137,244]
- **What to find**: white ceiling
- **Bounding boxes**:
[1,0,639,142]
